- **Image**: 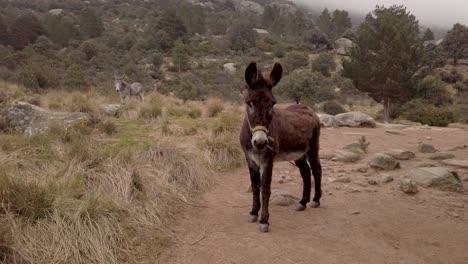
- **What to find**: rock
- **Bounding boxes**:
[334,112,376,128]
[270,191,299,206]
[379,174,394,183]
[416,162,437,167]
[385,130,405,135]
[223,63,236,74]
[441,159,468,169]
[253,28,270,37]
[317,113,337,127]
[238,0,264,15]
[333,177,351,183]
[447,145,467,151]
[320,153,335,160]
[357,166,369,173]
[0,101,92,136]
[383,149,416,160]
[369,154,400,170]
[351,211,360,215]
[399,178,418,194]
[99,104,123,117]
[408,167,462,191]
[367,178,377,185]
[418,143,436,153]
[332,150,361,163]
[48,9,64,15]
[428,152,455,160]
[335,38,353,56]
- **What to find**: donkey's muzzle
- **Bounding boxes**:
[252,131,268,150]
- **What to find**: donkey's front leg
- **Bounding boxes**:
[259,162,273,232]
[247,161,261,223]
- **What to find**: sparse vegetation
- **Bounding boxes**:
[206,97,224,117]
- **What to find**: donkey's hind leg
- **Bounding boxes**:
[307,129,322,208]
[294,156,311,211]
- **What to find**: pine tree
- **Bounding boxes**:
[317,8,332,37]
[8,13,45,50]
[79,7,104,38]
[331,10,352,39]
[422,28,435,41]
[442,23,468,64]
[343,5,423,121]
[172,40,190,72]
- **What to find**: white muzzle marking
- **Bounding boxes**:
[252,130,268,148]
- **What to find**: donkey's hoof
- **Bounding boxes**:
[295,204,306,211]
[259,224,269,233]
[311,201,320,208]
[247,214,258,223]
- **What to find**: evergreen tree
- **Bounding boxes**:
[0,15,7,45]
[44,14,80,46]
[8,13,45,50]
[156,9,187,43]
[172,40,190,72]
[177,4,206,35]
[422,28,435,41]
[343,5,423,121]
[79,7,104,38]
[317,8,332,37]
[229,21,256,52]
[442,23,468,64]
[331,10,352,39]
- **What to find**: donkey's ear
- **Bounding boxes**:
[245,62,258,88]
[269,63,282,87]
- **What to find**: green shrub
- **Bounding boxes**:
[16,58,60,90]
[440,69,463,84]
[323,100,345,115]
[416,76,452,106]
[401,99,458,127]
[138,104,162,119]
[283,51,309,72]
[312,52,336,77]
[188,108,202,119]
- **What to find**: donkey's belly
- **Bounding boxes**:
[274,151,307,162]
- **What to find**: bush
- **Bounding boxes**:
[401,99,457,127]
[283,51,309,72]
[323,100,345,115]
[416,76,452,106]
[275,70,334,104]
[188,107,202,119]
[453,81,466,92]
[98,119,118,135]
[312,52,336,77]
[440,69,463,84]
[206,97,224,117]
[172,79,202,101]
[138,104,162,119]
[16,58,60,90]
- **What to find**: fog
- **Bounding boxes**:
[293,0,468,28]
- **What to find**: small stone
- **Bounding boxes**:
[400,178,418,194]
[441,159,468,169]
[357,166,368,173]
[333,177,351,183]
[367,178,377,185]
[418,143,436,153]
[379,174,394,183]
[270,191,299,206]
[386,130,405,135]
[332,150,361,163]
[425,136,432,140]
[383,149,416,160]
[451,203,464,208]
[428,152,455,160]
[338,169,346,173]
[447,145,467,151]
[417,163,437,168]
[351,211,360,215]
[346,187,361,193]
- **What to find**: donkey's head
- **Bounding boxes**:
[244,62,282,150]
[114,74,125,92]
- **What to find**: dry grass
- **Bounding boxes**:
[206,97,224,117]
[0,84,247,263]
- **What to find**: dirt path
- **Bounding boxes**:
[160,127,468,264]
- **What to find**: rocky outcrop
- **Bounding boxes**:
[334,112,377,128]
[0,101,92,136]
[383,149,416,160]
[318,112,376,128]
[238,1,264,15]
[223,63,236,74]
[335,38,353,56]
[99,104,123,117]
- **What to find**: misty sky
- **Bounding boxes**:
[294,0,468,27]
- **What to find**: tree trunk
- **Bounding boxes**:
[383,97,391,123]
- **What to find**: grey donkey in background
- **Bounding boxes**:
[114,74,144,103]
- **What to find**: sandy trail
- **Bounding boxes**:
[160,127,468,264]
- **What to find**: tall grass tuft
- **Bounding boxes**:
[206,97,224,117]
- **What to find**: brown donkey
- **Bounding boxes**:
[240,62,322,232]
